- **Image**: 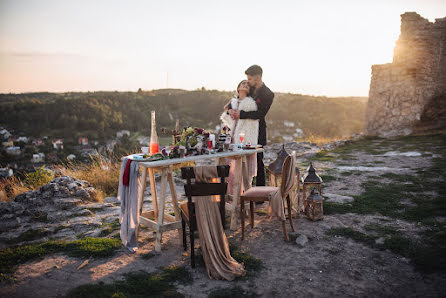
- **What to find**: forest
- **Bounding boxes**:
[0,89,367,144]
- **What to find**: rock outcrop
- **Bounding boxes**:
[0,176,121,247]
[365,12,446,137]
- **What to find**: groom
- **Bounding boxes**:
[229,64,274,187]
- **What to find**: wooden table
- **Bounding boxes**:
[133,148,263,252]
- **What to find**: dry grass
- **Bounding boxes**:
[0,176,32,202]
[297,134,351,145]
[59,153,121,201]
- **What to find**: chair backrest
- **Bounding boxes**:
[181,165,230,229]
[280,151,296,197]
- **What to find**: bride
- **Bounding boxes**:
[220,80,259,194]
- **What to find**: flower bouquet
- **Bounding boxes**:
[175,127,211,155]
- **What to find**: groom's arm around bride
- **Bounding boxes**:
[230,65,274,187]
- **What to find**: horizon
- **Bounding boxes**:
[1,0,445,96]
[0,87,370,99]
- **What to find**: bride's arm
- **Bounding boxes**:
[223,100,232,111]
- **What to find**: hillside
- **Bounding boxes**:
[0,90,367,144]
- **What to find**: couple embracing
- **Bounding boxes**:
[220,64,274,193]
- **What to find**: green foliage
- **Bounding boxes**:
[326,227,377,246]
[67,266,190,298]
[98,219,121,237]
[309,151,335,162]
[24,165,54,189]
[0,90,366,144]
[0,237,121,279]
[141,252,156,260]
[6,228,50,244]
[228,243,264,277]
[324,134,446,273]
[319,174,337,182]
[326,227,446,272]
[325,134,446,225]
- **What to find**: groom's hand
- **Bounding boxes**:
[229,109,240,120]
[233,110,240,119]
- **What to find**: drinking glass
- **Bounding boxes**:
[239,132,245,147]
[165,146,172,157]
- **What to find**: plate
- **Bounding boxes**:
[128,154,150,161]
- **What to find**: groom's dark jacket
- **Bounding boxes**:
[239,83,274,146]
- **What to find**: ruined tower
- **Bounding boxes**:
[365,12,446,136]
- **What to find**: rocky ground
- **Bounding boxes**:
[0,134,445,297]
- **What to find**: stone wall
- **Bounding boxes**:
[365,12,446,136]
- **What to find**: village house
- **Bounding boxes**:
[284,120,295,127]
[16,136,29,143]
[67,154,76,161]
[31,153,45,163]
[78,137,88,146]
[2,140,14,148]
[116,130,130,138]
[0,129,11,140]
[32,138,43,146]
[52,139,64,150]
[294,128,304,138]
[106,140,118,152]
[138,136,150,146]
[6,146,21,156]
[81,148,98,157]
[0,168,13,178]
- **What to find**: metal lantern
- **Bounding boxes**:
[267,144,300,214]
[268,144,290,177]
[305,188,324,221]
[302,162,323,213]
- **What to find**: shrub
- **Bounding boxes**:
[24,165,54,189]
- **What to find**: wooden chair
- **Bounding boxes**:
[180,165,230,267]
[240,153,296,241]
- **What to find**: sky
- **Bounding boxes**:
[0,0,445,96]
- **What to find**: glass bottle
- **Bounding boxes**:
[150,111,159,154]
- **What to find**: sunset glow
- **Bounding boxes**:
[0,0,445,96]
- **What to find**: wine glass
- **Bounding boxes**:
[165,146,172,157]
[239,132,245,147]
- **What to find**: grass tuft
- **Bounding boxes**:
[0,237,121,280]
[67,266,191,298]
[59,153,121,200]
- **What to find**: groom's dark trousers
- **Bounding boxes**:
[239,83,274,186]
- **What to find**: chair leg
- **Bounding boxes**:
[181,217,187,251]
[287,196,295,232]
[241,198,245,240]
[282,220,289,241]
[190,226,195,268]
[250,201,254,228]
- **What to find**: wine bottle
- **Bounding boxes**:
[150,111,159,154]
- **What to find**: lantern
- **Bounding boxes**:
[305,188,324,221]
[267,144,300,213]
[302,162,323,213]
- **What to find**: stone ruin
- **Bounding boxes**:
[365,12,446,137]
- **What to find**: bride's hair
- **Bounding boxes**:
[237,80,255,98]
[237,80,249,98]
